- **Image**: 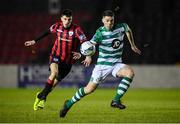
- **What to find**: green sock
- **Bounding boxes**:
[113,77,132,102]
[66,87,86,108]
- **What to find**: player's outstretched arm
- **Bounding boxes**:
[125,26,141,55]
[24,29,51,47]
[24,40,36,46]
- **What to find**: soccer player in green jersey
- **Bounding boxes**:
[60,10,141,117]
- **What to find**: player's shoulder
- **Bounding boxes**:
[115,23,129,32]
[54,21,62,25]
[96,26,105,33]
[50,21,62,28]
[50,21,61,31]
[71,23,81,29]
[115,22,128,28]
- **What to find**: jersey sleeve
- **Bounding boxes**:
[34,29,50,42]
[75,26,87,43]
[49,23,59,33]
[122,23,130,32]
[90,29,102,44]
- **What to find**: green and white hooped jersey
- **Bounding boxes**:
[90,23,130,66]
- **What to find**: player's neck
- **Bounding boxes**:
[63,24,72,29]
[104,26,113,31]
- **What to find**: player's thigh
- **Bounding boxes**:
[90,65,112,84]
[50,63,59,75]
[112,64,134,78]
[56,63,72,81]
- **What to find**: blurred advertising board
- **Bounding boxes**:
[18,65,119,88]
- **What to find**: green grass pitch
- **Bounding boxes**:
[0,88,180,123]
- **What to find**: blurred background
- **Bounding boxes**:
[0,0,180,88]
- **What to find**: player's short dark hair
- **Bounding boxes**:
[61,9,73,17]
[102,10,114,17]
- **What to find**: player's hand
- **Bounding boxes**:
[131,45,141,55]
[81,56,92,67]
[24,40,36,46]
[72,52,81,60]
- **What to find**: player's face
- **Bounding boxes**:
[102,16,114,30]
[61,15,72,28]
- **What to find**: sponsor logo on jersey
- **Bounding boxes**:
[57,29,63,32]
[112,39,121,49]
[53,58,59,62]
[59,37,72,42]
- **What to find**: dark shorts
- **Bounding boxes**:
[49,55,72,81]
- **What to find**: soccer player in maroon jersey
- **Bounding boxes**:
[24,9,92,111]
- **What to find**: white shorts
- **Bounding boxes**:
[90,63,126,84]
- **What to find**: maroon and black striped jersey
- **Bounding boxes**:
[49,21,87,64]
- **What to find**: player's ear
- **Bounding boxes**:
[102,17,104,23]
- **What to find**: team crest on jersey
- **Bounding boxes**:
[68,31,74,36]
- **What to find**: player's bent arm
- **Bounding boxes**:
[125,28,136,47]
[24,29,50,46]
[125,29,141,55]
[34,29,51,43]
